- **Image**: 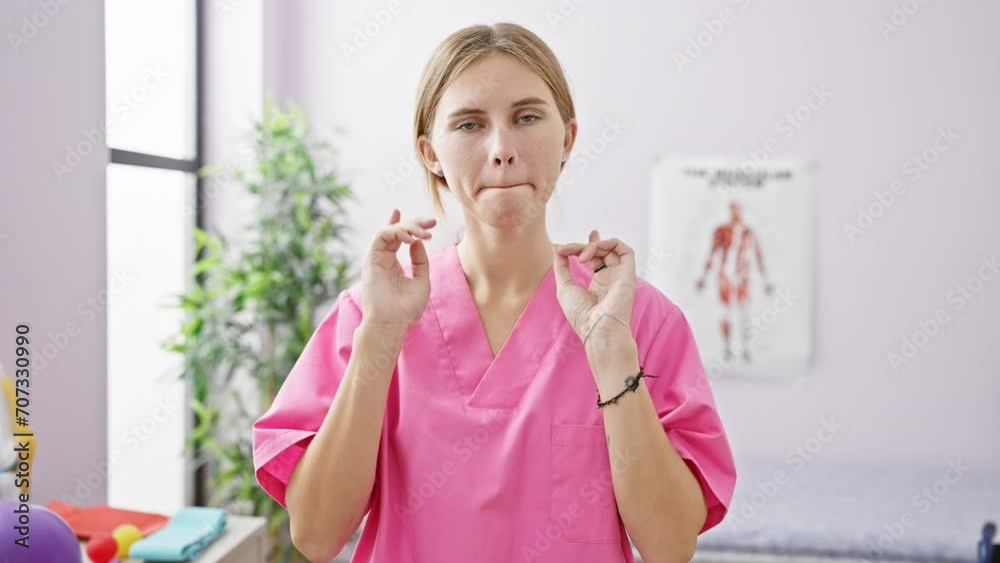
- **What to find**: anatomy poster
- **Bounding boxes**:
[648,156,814,380]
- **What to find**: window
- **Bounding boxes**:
[104,0,201,513]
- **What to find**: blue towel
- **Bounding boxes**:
[128,507,227,561]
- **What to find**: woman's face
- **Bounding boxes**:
[419,53,576,227]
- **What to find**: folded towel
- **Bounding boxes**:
[128,507,227,561]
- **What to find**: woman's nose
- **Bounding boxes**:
[489,129,517,168]
[493,153,515,167]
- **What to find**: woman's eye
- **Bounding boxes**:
[457,115,539,131]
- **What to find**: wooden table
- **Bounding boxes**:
[80,515,268,563]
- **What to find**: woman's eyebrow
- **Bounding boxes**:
[446,96,548,120]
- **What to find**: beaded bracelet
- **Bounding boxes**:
[596,366,658,408]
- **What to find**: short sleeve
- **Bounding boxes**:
[639,302,737,534]
[251,289,376,511]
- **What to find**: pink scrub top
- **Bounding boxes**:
[253,241,736,563]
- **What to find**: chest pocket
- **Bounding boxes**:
[549,424,622,544]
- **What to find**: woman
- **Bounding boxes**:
[253,23,736,563]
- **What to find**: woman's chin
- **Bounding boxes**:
[477,186,550,226]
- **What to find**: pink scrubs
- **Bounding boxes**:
[253,241,736,563]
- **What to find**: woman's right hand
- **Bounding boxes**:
[360,209,437,327]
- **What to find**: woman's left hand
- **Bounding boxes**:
[552,229,637,347]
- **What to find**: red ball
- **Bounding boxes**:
[86,533,119,563]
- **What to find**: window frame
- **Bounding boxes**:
[105,0,207,506]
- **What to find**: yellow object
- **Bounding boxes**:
[112,524,144,558]
[1,372,35,495]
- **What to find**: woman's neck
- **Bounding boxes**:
[456,216,554,302]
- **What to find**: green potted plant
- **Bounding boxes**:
[165,96,354,562]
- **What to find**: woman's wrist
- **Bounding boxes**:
[583,311,633,350]
[584,322,639,373]
[357,319,410,350]
[589,340,642,401]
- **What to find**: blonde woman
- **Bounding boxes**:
[253,22,736,563]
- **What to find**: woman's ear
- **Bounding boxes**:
[562,117,578,160]
[416,135,442,176]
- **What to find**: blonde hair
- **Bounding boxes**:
[413,23,576,216]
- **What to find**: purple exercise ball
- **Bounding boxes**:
[0,501,82,563]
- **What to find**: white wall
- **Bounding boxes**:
[265,0,999,474]
[203,0,264,245]
[0,1,108,503]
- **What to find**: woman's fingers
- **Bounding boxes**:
[556,234,633,268]
[399,213,436,237]
[376,228,408,248]
[578,230,601,263]
[409,238,430,280]
[589,238,627,266]
[597,238,635,268]
[556,241,600,261]
[393,212,436,237]
[580,244,600,264]
[555,242,587,254]
[555,230,602,261]
[374,211,436,251]
[388,209,435,229]
[392,222,435,242]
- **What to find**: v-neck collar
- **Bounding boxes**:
[429,242,570,409]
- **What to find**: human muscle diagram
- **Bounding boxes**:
[649,157,814,379]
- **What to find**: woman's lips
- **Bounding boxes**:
[481,183,527,191]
